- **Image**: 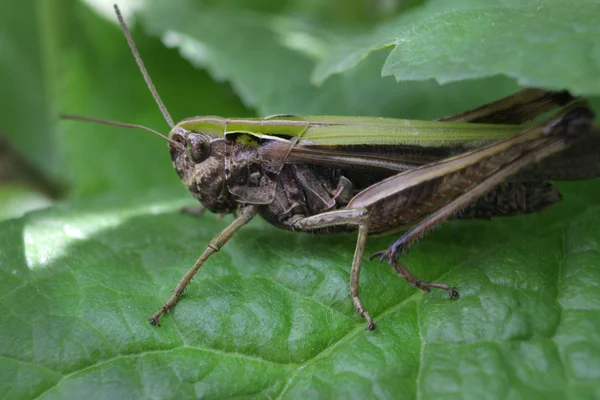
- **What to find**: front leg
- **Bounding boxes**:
[292,209,376,330]
[150,205,258,326]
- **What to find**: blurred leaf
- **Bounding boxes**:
[57,2,249,197]
[139,0,519,117]
[0,0,61,181]
[1,181,600,399]
[0,136,55,220]
[4,0,253,199]
[314,0,600,96]
[0,185,52,220]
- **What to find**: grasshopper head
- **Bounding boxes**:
[61,6,238,216]
[169,127,237,214]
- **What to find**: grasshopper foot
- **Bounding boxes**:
[351,293,376,330]
[149,305,171,327]
[370,244,459,299]
[366,319,376,331]
[361,309,376,331]
[390,260,459,298]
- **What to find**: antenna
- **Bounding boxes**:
[60,114,182,147]
[113,4,174,128]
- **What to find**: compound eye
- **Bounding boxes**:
[171,131,186,145]
[187,133,211,163]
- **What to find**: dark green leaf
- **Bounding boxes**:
[0,0,61,180]
[314,0,600,96]
[1,181,600,398]
[139,0,519,118]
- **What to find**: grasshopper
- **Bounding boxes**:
[63,5,597,330]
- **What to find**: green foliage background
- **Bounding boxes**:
[1,0,600,398]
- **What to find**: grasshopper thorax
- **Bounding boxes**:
[168,127,237,214]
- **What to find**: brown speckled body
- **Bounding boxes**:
[167,91,597,242]
[362,136,551,234]
[169,127,579,236]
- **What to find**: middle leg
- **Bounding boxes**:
[293,208,376,330]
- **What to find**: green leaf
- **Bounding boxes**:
[2,181,600,399]
[314,0,600,96]
[138,0,520,118]
[0,185,52,221]
[0,0,61,180]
